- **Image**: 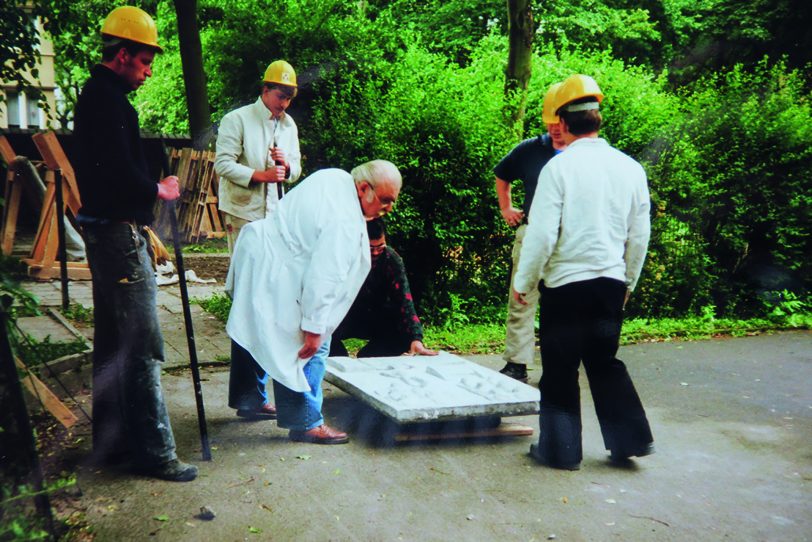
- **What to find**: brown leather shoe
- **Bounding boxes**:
[236,403,277,420]
[289,424,349,445]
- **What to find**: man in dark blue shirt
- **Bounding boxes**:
[493,82,567,383]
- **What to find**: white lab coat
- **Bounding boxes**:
[225,169,371,392]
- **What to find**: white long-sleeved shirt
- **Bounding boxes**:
[214,98,302,221]
[513,137,650,293]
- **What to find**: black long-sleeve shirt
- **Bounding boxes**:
[74,65,158,224]
[341,247,424,342]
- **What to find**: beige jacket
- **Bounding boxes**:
[215,98,302,221]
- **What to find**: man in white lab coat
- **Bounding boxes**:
[226,160,402,444]
[216,59,302,421]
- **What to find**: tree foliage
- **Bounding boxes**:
[14,0,812,323]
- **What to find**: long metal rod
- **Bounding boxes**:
[0,307,55,537]
[54,169,69,311]
[272,119,284,201]
[160,139,211,461]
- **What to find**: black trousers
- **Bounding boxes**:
[227,340,269,411]
[535,277,653,465]
[329,313,412,358]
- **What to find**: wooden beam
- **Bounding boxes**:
[14,357,79,428]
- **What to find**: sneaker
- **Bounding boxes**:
[236,403,277,420]
[499,362,529,383]
[139,459,198,482]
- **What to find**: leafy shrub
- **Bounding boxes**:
[647,59,812,315]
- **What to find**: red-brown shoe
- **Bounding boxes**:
[289,424,349,445]
[236,403,277,420]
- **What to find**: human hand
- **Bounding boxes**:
[501,206,524,227]
[297,331,322,359]
[157,176,180,201]
[253,166,287,183]
[405,340,438,356]
[270,147,287,167]
[623,289,631,309]
[513,288,528,305]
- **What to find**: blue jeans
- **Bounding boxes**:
[272,338,331,432]
[83,223,177,468]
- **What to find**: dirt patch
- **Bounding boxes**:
[178,253,231,282]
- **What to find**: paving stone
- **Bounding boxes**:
[16,314,80,342]
[325,352,539,423]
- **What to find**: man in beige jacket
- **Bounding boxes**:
[215,60,302,421]
[215,60,302,253]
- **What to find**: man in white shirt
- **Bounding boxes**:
[226,160,402,444]
[513,74,654,470]
[215,60,302,421]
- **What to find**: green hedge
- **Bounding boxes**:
[134,9,810,324]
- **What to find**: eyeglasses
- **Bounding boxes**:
[369,240,387,255]
[368,183,396,207]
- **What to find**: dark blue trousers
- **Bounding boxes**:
[535,277,653,466]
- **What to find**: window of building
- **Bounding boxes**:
[6,91,21,127]
[26,93,41,128]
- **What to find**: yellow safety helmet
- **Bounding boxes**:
[263,60,297,96]
[541,82,563,124]
[101,6,162,52]
[555,74,604,113]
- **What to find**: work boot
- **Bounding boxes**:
[289,424,349,445]
[236,403,277,420]
[609,442,655,464]
[138,459,198,482]
[499,362,528,383]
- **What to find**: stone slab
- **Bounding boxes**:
[325,351,539,423]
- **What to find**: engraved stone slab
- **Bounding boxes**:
[325,352,539,423]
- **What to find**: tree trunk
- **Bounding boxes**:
[173,0,212,149]
[505,0,534,137]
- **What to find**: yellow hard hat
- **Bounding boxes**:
[555,74,604,113]
[263,60,297,95]
[101,6,162,52]
[541,82,563,124]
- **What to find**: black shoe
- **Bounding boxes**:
[499,362,529,383]
[236,403,277,420]
[529,443,581,471]
[138,459,198,482]
[609,442,655,463]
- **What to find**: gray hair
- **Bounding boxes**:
[351,160,402,190]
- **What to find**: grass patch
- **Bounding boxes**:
[183,238,229,254]
[193,292,811,354]
[423,323,507,354]
[60,303,94,324]
[194,293,232,322]
[15,335,90,366]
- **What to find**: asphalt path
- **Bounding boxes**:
[72,330,811,541]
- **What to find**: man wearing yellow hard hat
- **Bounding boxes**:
[513,74,654,470]
[215,59,302,254]
[73,6,197,481]
[215,60,302,423]
[493,82,568,384]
